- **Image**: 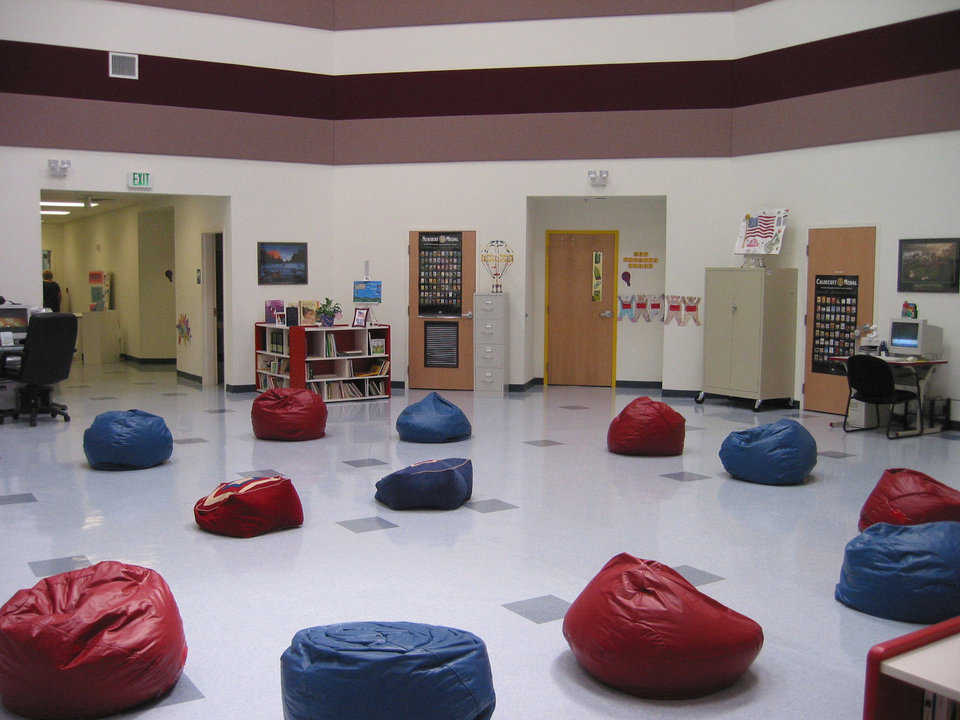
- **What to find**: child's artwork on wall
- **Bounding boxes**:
[176,313,192,344]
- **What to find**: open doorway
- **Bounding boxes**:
[527,196,667,388]
[40,190,228,384]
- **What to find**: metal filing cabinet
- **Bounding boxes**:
[474,293,508,395]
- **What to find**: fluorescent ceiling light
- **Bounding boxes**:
[40,210,70,215]
[40,201,84,207]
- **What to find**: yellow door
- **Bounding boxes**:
[546,231,618,386]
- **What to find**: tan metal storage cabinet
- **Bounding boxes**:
[697,267,798,410]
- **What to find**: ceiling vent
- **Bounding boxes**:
[109,52,139,79]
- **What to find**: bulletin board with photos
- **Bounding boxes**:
[812,274,859,374]
[418,232,463,316]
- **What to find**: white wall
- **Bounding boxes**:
[527,196,667,383]
[137,206,176,359]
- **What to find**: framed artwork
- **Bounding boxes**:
[352,307,369,327]
[897,238,960,293]
[258,242,307,285]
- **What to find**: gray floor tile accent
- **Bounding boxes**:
[29,555,91,578]
[672,565,724,587]
[338,516,398,533]
[236,469,281,478]
[936,433,960,441]
[0,493,37,505]
[162,392,188,396]
[719,414,753,424]
[818,451,855,458]
[174,438,208,445]
[524,440,564,446]
[206,409,234,414]
[466,499,518,513]
[503,595,570,624]
[661,471,711,482]
[344,458,389,468]
[558,405,589,410]
[155,673,204,707]
[90,396,118,400]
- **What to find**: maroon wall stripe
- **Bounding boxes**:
[334,110,732,164]
[2,10,959,122]
[0,41,335,119]
[0,93,335,164]
[107,0,774,30]
[732,69,960,156]
[733,10,960,106]
[108,0,335,29]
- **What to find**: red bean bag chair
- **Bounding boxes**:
[563,553,763,699]
[0,562,187,720]
[607,397,685,456]
[252,388,327,441]
[859,468,960,531]
[194,475,304,538]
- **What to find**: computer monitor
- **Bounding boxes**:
[889,318,943,358]
[0,305,29,342]
[353,281,382,304]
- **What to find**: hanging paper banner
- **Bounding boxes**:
[591,250,603,302]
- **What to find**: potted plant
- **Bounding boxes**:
[317,297,342,326]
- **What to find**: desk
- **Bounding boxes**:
[828,355,948,436]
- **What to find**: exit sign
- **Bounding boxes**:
[127,171,152,189]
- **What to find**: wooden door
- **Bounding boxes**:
[546,231,618,386]
[408,230,476,390]
[804,227,876,414]
[729,271,764,393]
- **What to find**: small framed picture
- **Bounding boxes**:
[352,307,369,327]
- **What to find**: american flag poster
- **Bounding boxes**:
[734,208,789,255]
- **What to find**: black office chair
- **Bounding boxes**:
[842,354,922,439]
[0,313,77,426]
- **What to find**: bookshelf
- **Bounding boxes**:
[255,323,391,402]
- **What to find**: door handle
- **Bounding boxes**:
[463,311,473,319]
[600,310,613,319]
[731,304,738,312]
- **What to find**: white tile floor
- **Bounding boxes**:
[1,361,955,719]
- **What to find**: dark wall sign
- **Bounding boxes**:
[812,275,859,374]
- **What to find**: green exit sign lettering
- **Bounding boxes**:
[127,171,152,189]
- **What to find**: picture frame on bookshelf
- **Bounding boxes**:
[369,337,386,355]
[352,307,369,327]
[258,242,307,285]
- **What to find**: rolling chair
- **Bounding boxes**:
[0,313,77,426]
[842,354,922,439]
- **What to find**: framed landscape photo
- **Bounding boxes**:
[258,242,307,285]
[897,238,960,293]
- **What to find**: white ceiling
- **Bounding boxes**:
[39,190,174,225]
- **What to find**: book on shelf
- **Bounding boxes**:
[325,333,338,357]
[268,330,286,354]
[369,379,385,396]
[299,300,318,325]
[341,349,364,356]
[264,299,284,323]
[369,337,386,355]
[355,358,389,377]
[285,305,299,326]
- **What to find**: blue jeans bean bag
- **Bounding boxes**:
[835,521,960,624]
[281,622,496,720]
[83,410,173,470]
[396,392,471,443]
[376,458,473,510]
[719,418,816,485]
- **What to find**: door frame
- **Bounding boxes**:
[544,229,619,387]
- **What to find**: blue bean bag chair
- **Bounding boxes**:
[719,418,816,486]
[835,521,960,624]
[376,458,473,510]
[281,622,496,720]
[396,392,471,443]
[83,410,173,470]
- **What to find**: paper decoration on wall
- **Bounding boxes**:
[621,271,631,287]
[735,208,788,255]
[176,313,192,344]
[88,271,112,311]
[664,295,683,325]
[682,296,702,326]
[635,294,649,322]
[591,250,603,302]
[622,251,659,270]
[479,239,514,294]
[648,294,664,322]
